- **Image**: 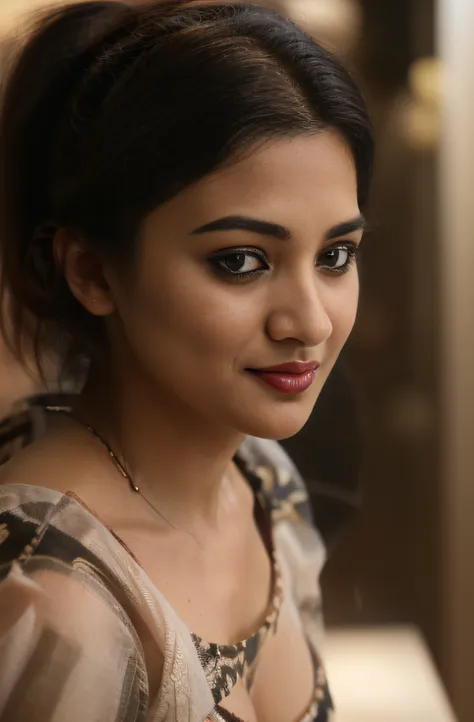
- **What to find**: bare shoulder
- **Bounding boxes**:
[0,422,141,532]
[0,423,112,498]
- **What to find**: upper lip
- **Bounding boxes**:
[249,361,320,374]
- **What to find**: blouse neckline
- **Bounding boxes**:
[67,451,284,707]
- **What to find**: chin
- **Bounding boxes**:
[233,402,315,442]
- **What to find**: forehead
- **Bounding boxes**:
[146,131,359,236]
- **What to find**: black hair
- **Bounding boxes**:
[0,0,373,377]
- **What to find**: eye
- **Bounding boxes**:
[209,247,269,281]
[317,243,358,274]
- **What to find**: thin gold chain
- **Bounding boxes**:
[46,407,180,531]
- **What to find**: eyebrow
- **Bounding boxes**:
[191,214,365,242]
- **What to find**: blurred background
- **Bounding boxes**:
[0,1,473,720]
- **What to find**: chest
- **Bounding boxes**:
[117,528,319,722]
[248,601,317,722]
[115,513,272,644]
[195,597,318,722]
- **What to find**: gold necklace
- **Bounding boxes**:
[46,407,181,532]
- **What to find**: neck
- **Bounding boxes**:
[75,363,246,528]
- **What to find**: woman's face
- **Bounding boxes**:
[106,131,363,440]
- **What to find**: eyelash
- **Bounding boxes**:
[318,243,359,275]
[209,243,360,282]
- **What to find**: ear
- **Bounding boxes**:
[53,228,116,316]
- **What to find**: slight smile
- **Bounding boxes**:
[246,361,320,395]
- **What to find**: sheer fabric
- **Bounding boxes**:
[0,400,332,721]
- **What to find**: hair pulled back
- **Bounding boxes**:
[0,0,373,378]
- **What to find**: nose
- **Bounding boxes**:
[265,274,333,347]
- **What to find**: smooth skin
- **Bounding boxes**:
[1,130,363,722]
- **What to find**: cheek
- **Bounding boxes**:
[113,265,257,371]
[326,275,359,349]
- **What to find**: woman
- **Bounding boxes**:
[0,2,373,720]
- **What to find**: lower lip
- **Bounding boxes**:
[248,369,318,394]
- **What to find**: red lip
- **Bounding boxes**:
[246,361,320,395]
[252,361,320,374]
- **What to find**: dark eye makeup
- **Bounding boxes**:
[208,247,269,282]
[316,242,359,273]
[208,242,360,283]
